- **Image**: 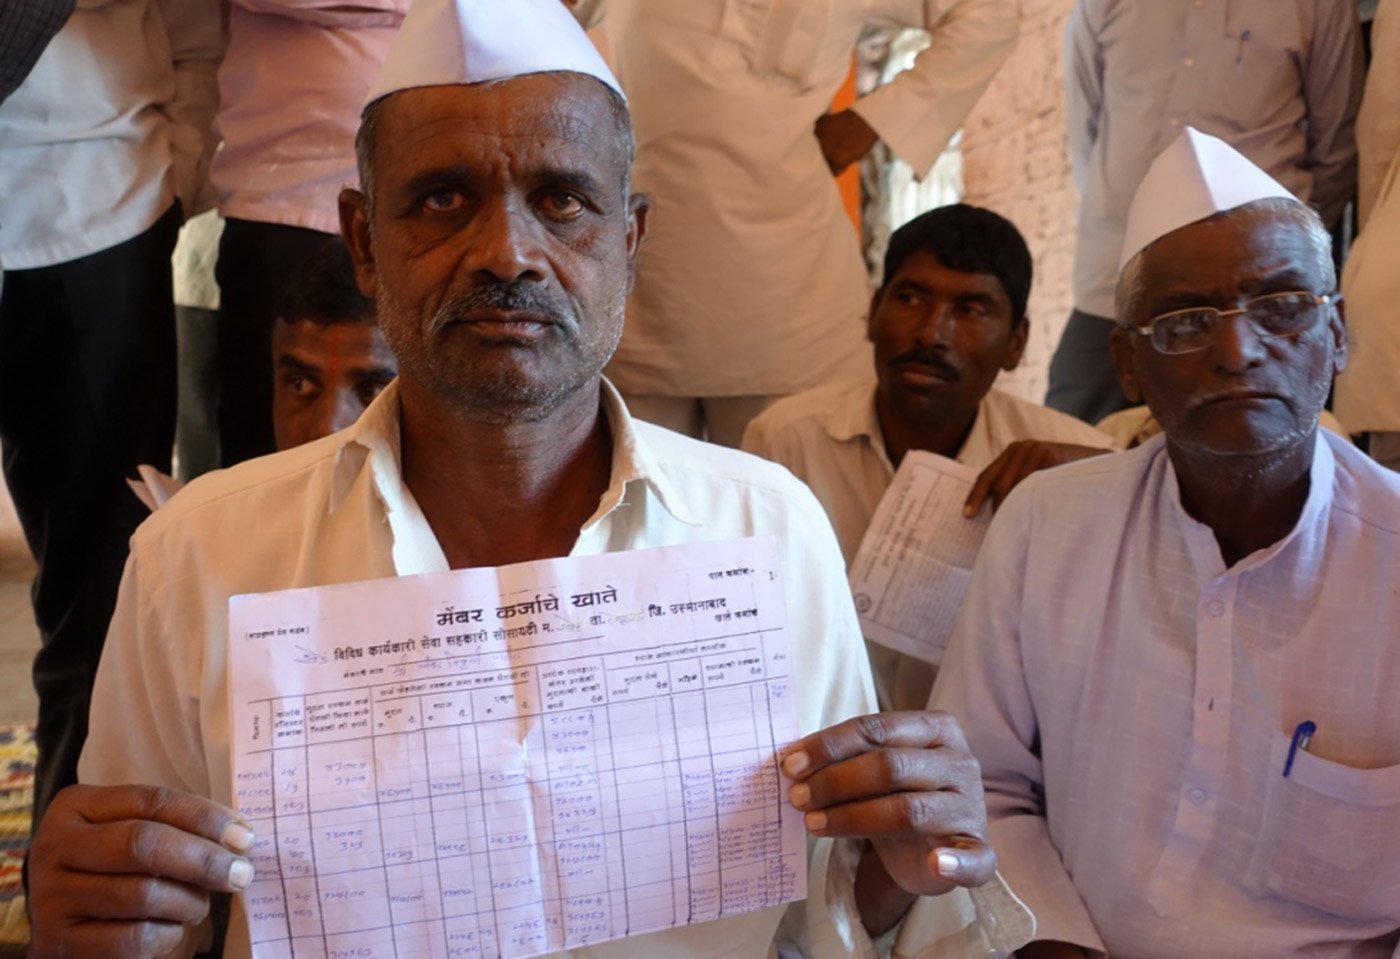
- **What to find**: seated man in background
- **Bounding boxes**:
[934,128,1400,957]
[129,239,396,510]
[25,2,1032,956]
[744,204,1114,711]
[270,238,397,451]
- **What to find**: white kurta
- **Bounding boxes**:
[933,431,1400,957]
[743,378,1116,712]
[79,380,1032,959]
[573,0,1018,398]
[1334,0,1400,433]
[0,0,223,269]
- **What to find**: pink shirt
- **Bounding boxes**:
[211,0,407,235]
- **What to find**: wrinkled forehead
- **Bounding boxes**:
[1137,203,1328,303]
[370,73,626,183]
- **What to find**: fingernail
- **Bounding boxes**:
[935,849,960,876]
[804,810,827,832]
[228,859,254,890]
[223,822,255,852]
[782,751,809,776]
[789,783,811,808]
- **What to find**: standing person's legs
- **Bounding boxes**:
[1045,308,1134,424]
[0,205,180,825]
[215,219,336,466]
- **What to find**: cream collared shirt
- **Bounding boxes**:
[79,380,1032,958]
[743,378,1116,712]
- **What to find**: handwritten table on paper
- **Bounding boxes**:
[229,537,805,959]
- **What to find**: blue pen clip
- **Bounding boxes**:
[1283,720,1316,778]
[1236,28,1252,63]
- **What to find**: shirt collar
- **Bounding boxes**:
[817,379,896,472]
[327,377,702,568]
[816,378,989,470]
[1160,429,1337,578]
[583,378,703,529]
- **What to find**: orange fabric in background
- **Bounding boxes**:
[833,55,861,232]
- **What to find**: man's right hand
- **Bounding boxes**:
[28,784,256,958]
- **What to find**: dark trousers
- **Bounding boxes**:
[214,219,335,466]
[1045,308,1135,425]
[0,205,180,825]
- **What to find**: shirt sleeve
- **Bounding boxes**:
[229,0,408,29]
[157,0,226,219]
[1356,0,1400,230]
[1297,0,1364,230]
[79,542,213,796]
[929,490,1106,956]
[0,0,74,105]
[850,0,1018,178]
[1063,0,1104,193]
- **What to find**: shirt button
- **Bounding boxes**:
[1188,788,1207,805]
[1184,57,1196,67]
[1206,600,1225,617]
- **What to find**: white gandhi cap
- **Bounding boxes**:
[364,0,624,108]
[1118,126,1298,271]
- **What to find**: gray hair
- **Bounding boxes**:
[354,72,635,209]
[1114,198,1336,324]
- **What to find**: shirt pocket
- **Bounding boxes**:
[1245,729,1400,924]
[710,0,835,90]
[1201,1,1304,124]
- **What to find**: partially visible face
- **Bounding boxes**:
[868,249,1028,428]
[272,318,398,450]
[1111,205,1347,459]
[340,74,647,424]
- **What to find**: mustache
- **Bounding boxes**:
[429,281,577,333]
[888,347,960,382]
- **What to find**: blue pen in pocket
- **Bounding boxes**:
[1283,719,1315,777]
[1236,28,1252,63]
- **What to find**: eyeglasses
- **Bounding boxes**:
[1125,290,1339,355]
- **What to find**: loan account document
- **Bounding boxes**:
[228,537,806,959]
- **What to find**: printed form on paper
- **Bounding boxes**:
[848,451,990,665]
[229,536,805,959]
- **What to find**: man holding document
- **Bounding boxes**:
[934,129,1400,956]
[744,205,1114,711]
[25,1,1032,957]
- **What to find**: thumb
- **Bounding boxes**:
[929,836,998,889]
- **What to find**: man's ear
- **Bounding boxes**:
[1109,325,1145,403]
[623,192,651,291]
[339,187,378,301]
[866,289,884,344]
[1002,316,1030,372]
[1329,295,1349,376]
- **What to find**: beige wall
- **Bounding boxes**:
[961,0,1078,405]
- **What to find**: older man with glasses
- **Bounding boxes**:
[931,127,1400,958]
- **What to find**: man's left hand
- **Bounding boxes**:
[782,711,996,897]
[814,110,879,176]
[964,441,1110,517]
